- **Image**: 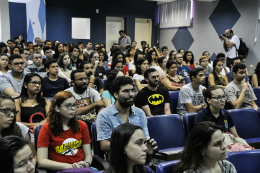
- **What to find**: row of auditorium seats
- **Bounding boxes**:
[157,150,260,173]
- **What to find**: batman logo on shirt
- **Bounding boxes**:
[148,94,164,105]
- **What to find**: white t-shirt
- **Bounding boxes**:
[129,61,135,71]
[133,74,145,92]
[177,83,206,116]
[226,35,240,59]
[149,65,165,75]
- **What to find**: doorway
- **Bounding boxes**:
[135,18,152,48]
[106,17,124,51]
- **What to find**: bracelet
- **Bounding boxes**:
[85,162,90,167]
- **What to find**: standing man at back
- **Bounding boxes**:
[118,30,131,54]
[220,29,240,68]
[136,68,171,116]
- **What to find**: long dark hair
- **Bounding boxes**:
[255,62,260,84]
[104,69,120,94]
[112,51,125,64]
[134,50,144,68]
[48,91,79,136]
[20,73,46,106]
[111,60,123,71]
[174,122,223,173]
[183,51,194,65]
[145,50,157,66]
[10,46,21,55]
[0,53,9,70]
[53,43,63,59]
[212,59,223,84]
[0,95,22,138]
[0,136,31,173]
[57,52,73,70]
[106,123,146,173]
[136,58,147,75]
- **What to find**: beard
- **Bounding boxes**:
[118,95,134,108]
[75,82,88,92]
[148,80,158,87]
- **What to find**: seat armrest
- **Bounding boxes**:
[92,155,109,170]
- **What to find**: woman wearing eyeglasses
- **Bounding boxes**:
[15,73,51,130]
[196,56,213,76]
[37,91,93,171]
[195,85,239,138]
[0,94,37,162]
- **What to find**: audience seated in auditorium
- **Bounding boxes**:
[168,50,176,61]
[136,68,171,116]
[240,56,253,75]
[53,43,64,60]
[111,51,129,76]
[146,49,164,76]
[226,57,250,83]
[160,60,185,91]
[43,40,52,52]
[37,91,93,171]
[21,48,33,66]
[102,69,124,107]
[139,41,147,52]
[196,56,213,76]
[195,86,239,138]
[174,121,236,173]
[18,34,26,48]
[11,46,21,55]
[79,61,104,95]
[131,41,139,51]
[0,136,36,173]
[178,48,185,57]
[225,64,258,110]
[57,52,76,78]
[202,51,212,68]
[70,45,82,69]
[208,59,229,89]
[126,47,135,64]
[0,95,37,161]
[7,40,14,56]
[98,50,109,71]
[111,59,130,78]
[133,58,149,91]
[177,68,206,116]
[65,69,105,116]
[33,45,42,53]
[43,46,53,61]
[157,56,167,74]
[94,43,100,51]
[252,61,260,87]
[27,41,34,53]
[0,53,9,75]
[105,123,157,173]
[0,42,7,53]
[25,51,46,78]
[161,46,169,59]
[83,41,93,55]
[89,51,107,79]
[0,54,27,98]
[183,51,196,69]
[96,76,150,152]
[63,43,70,52]
[176,53,191,77]
[129,50,143,75]
[15,73,51,129]
[216,53,230,75]
[41,59,70,98]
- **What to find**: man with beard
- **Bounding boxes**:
[79,61,104,95]
[225,64,258,110]
[0,54,27,98]
[96,76,157,152]
[65,69,105,116]
[176,53,190,77]
[41,59,70,97]
[135,68,171,116]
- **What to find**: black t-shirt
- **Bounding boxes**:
[41,77,70,97]
[94,77,104,92]
[71,58,83,69]
[195,107,235,132]
[94,66,106,79]
[136,87,171,115]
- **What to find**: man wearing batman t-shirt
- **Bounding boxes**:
[136,68,171,116]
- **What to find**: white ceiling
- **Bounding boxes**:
[144,0,219,5]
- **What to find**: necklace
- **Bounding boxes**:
[28,99,36,107]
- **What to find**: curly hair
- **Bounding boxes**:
[183,51,194,65]
[48,91,79,136]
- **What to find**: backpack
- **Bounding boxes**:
[235,38,249,58]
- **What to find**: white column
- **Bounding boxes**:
[0,0,10,42]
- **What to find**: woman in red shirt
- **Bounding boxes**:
[183,51,196,69]
[37,91,92,171]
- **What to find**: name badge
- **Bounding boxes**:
[99,73,102,76]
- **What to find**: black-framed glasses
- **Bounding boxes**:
[0,109,19,117]
[122,89,136,94]
[210,95,226,101]
[29,81,42,86]
[115,66,124,69]
[201,60,208,63]
[63,103,76,110]
[12,62,25,66]
[93,56,99,59]
[150,75,160,79]
[76,77,89,81]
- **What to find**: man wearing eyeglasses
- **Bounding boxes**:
[25,51,47,78]
[225,64,258,110]
[0,54,27,98]
[135,68,171,116]
[177,68,206,116]
[96,76,157,152]
[21,48,33,66]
